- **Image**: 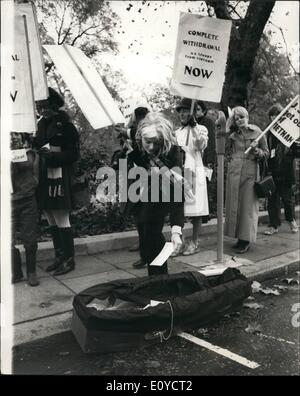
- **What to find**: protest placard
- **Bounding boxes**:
[16,2,48,101]
[245,95,300,154]
[269,95,299,147]
[9,9,37,133]
[44,45,126,129]
[171,12,232,102]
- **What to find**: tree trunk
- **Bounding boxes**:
[206,0,275,109]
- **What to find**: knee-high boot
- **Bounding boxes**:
[25,244,39,287]
[12,247,24,284]
[54,227,75,276]
[46,226,64,272]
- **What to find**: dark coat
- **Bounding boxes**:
[127,145,185,227]
[34,111,79,211]
[267,133,300,186]
[197,114,216,166]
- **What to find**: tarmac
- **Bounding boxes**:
[10,208,300,347]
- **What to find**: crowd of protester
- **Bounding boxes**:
[10,88,299,285]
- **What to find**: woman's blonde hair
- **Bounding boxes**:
[226,106,249,132]
[136,112,176,155]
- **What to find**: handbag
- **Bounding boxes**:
[254,159,275,198]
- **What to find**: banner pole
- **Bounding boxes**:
[22,14,37,133]
[245,94,299,154]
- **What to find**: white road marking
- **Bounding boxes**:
[259,333,296,345]
[177,331,260,369]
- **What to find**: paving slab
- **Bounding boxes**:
[38,255,116,280]
[97,250,140,265]
[13,277,75,324]
[13,311,72,346]
[173,250,233,267]
[60,269,136,294]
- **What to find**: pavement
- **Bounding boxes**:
[11,208,300,347]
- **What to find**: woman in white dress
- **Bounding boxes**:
[174,98,209,255]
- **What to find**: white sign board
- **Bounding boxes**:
[16,3,48,101]
[11,149,27,163]
[171,13,232,102]
[10,11,37,133]
[269,95,300,147]
[44,45,126,129]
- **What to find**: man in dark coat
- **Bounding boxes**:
[264,103,300,235]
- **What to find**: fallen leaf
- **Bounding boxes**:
[145,360,161,368]
[59,351,70,356]
[243,302,264,310]
[245,323,262,334]
[251,281,262,293]
[282,278,299,285]
[259,287,280,296]
[274,284,289,291]
[197,328,209,337]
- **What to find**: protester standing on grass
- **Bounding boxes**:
[34,88,80,276]
[174,98,209,256]
[224,106,269,254]
[11,133,40,286]
[125,112,184,275]
[264,104,300,236]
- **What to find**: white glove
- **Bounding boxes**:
[171,232,182,254]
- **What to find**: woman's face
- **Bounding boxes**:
[141,127,162,155]
[36,100,57,120]
[178,108,190,125]
[234,111,249,129]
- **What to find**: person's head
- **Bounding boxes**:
[194,101,207,120]
[231,106,249,130]
[134,107,149,125]
[268,103,283,122]
[176,97,193,126]
[36,87,64,120]
[136,112,176,156]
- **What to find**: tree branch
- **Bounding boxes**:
[268,20,299,76]
[70,25,108,46]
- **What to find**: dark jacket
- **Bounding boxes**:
[267,133,300,185]
[127,145,185,227]
[34,111,79,210]
[11,149,39,201]
[196,114,216,165]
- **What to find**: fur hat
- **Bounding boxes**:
[48,87,65,109]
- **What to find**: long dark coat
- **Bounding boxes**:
[127,145,185,228]
[224,125,269,242]
[34,111,79,211]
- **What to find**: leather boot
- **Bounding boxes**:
[54,228,75,276]
[12,247,24,284]
[46,226,64,272]
[25,244,39,287]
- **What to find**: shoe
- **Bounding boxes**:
[232,240,243,249]
[132,259,147,269]
[12,275,25,284]
[182,241,200,256]
[264,227,278,235]
[289,220,298,233]
[53,257,75,276]
[27,272,39,287]
[236,244,250,254]
[45,256,64,272]
[128,243,139,252]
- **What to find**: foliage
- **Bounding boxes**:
[248,32,299,128]
[34,0,120,55]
